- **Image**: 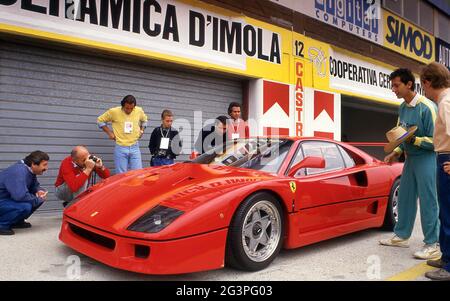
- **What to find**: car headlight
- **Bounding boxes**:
[127,205,184,233]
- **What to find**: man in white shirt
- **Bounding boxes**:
[420,62,450,281]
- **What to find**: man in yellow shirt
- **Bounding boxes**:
[97,95,148,174]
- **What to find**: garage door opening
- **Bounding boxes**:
[341,95,399,160]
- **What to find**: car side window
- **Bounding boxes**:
[338,145,356,168]
[288,144,305,177]
[301,141,345,175]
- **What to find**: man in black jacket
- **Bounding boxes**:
[148,110,182,166]
[195,115,229,154]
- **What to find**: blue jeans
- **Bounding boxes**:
[0,199,41,230]
[437,154,450,272]
[114,143,142,174]
[151,157,174,166]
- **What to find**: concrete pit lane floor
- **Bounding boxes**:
[0,213,437,281]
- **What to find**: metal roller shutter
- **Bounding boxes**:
[0,41,243,214]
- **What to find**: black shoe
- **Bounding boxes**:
[11,221,32,229]
[427,258,447,269]
[0,228,15,235]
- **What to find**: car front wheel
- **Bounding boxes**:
[226,192,284,271]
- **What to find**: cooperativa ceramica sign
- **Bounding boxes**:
[0,0,282,70]
[328,47,424,104]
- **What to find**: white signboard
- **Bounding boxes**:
[0,0,282,70]
[270,0,383,45]
[328,48,423,104]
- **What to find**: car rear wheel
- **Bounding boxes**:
[226,192,284,271]
[383,178,400,231]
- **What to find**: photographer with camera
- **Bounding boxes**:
[55,146,110,207]
[148,110,182,166]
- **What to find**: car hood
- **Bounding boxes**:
[64,163,274,234]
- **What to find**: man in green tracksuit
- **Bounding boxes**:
[380,68,441,260]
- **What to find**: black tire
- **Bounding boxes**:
[225,192,285,271]
[382,178,400,231]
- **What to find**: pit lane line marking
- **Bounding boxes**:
[386,262,436,281]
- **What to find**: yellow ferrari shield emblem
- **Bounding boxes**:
[289,181,296,193]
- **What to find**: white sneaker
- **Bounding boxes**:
[379,235,410,248]
[414,243,442,260]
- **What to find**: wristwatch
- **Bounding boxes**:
[410,136,416,144]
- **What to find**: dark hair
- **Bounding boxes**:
[420,62,450,89]
[23,150,49,167]
[228,102,241,114]
[161,109,173,119]
[121,95,137,107]
[390,68,416,91]
[215,115,229,126]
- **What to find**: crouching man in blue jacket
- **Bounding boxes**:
[0,151,49,235]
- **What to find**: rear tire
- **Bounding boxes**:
[382,178,400,231]
[225,192,284,271]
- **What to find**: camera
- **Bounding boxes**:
[89,155,99,163]
[157,150,168,157]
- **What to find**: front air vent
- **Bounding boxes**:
[135,245,151,259]
[69,223,116,250]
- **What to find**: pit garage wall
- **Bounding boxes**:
[0,0,403,145]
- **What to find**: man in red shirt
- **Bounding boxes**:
[227,102,249,140]
[55,146,110,207]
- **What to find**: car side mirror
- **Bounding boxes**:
[288,156,325,177]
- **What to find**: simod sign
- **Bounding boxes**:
[0,0,282,69]
[383,10,434,64]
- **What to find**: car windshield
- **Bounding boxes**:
[191,138,294,174]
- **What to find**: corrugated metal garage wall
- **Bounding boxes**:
[0,41,243,213]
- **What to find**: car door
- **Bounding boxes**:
[287,141,360,233]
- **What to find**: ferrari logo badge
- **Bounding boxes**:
[90,211,99,217]
[289,181,296,193]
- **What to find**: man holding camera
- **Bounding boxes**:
[55,146,110,207]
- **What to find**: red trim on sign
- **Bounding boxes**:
[264,127,290,136]
[314,131,334,139]
[263,81,290,116]
[314,91,334,121]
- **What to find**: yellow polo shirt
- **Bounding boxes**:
[97,106,148,146]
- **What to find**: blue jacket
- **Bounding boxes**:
[394,95,438,156]
[0,161,43,207]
